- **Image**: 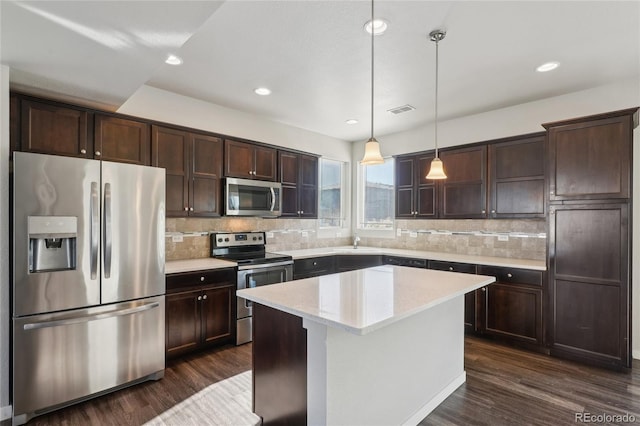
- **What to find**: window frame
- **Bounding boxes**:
[317,157,350,238]
[356,156,396,238]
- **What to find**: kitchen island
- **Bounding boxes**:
[237,265,496,425]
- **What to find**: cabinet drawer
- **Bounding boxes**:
[384,256,427,268]
[166,268,236,293]
[294,256,335,278]
[477,266,542,287]
[428,261,476,274]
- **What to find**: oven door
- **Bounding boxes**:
[236,261,293,344]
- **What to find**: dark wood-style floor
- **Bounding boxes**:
[29,337,639,425]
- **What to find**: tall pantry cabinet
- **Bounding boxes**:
[544,108,638,369]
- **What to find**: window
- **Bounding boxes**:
[359,158,394,230]
[318,158,345,228]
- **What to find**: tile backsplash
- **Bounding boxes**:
[165,217,546,261]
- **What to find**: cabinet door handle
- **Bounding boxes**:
[95,151,101,156]
[197,296,202,301]
[202,294,208,300]
[80,148,87,154]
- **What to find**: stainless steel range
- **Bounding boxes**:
[211,232,293,345]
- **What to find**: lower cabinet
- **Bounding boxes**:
[335,255,383,272]
[166,268,235,358]
[477,266,543,346]
[428,261,478,333]
[294,256,336,279]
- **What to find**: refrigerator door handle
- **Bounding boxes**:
[22,302,160,331]
[103,182,112,278]
[90,181,100,280]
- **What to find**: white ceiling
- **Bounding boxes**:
[2,1,639,142]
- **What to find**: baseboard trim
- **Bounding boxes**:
[633,349,640,361]
[1,405,12,421]
[402,372,466,426]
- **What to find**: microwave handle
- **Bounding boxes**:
[270,187,276,212]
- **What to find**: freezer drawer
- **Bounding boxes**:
[12,296,165,423]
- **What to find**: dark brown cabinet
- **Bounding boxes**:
[428,261,478,332]
[477,266,543,345]
[279,151,318,218]
[294,256,335,279]
[335,255,383,272]
[152,125,223,217]
[224,139,277,181]
[94,114,150,165]
[545,109,636,202]
[488,133,545,218]
[166,268,235,358]
[547,203,630,368]
[20,98,90,158]
[395,152,437,218]
[10,94,20,157]
[439,145,488,218]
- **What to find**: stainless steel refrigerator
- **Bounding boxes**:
[12,152,166,425]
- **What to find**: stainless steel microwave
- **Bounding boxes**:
[225,177,282,217]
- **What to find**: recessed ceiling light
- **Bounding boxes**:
[536,61,560,72]
[364,19,388,35]
[254,87,272,96]
[165,54,183,66]
[346,119,359,125]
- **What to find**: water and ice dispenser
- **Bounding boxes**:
[28,216,77,273]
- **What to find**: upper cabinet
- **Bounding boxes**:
[94,114,150,165]
[152,125,223,217]
[395,152,437,218]
[488,133,545,218]
[19,98,90,158]
[544,109,637,202]
[278,151,318,218]
[224,139,277,181]
[439,145,488,219]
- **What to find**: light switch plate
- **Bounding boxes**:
[171,235,184,243]
[301,231,309,238]
[409,231,418,238]
[498,234,509,242]
[266,232,275,239]
[396,228,402,237]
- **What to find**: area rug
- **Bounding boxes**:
[144,371,260,426]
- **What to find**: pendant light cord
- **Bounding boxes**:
[370,0,375,141]
[434,35,439,158]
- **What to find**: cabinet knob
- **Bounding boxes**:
[200,276,205,281]
[550,191,554,195]
[197,296,202,301]
[313,262,317,266]
[481,287,486,292]
[80,149,87,154]
[448,266,454,271]
[507,273,513,278]
[203,294,208,300]
[95,151,101,156]
[190,207,194,212]
[184,207,189,211]
[482,210,486,214]
[300,210,304,214]
[491,210,496,214]
[249,171,253,175]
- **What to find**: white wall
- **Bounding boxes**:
[0,64,11,420]
[352,77,640,359]
[118,85,351,162]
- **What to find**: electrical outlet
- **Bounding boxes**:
[498,234,509,242]
[266,232,275,239]
[301,231,309,238]
[171,235,183,243]
[396,228,402,237]
[335,231,342,237]
[409,231,418,238]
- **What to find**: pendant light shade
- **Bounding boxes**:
[360,0,385,165]
[426,29,447,180]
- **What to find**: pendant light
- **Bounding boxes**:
[426,29,447,179]
[360,0,384,165]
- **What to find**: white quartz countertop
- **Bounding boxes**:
[274,246,546,271]
[165,258,237,274]
[237,265,495,335]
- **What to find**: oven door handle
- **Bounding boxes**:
[237,260,293,271]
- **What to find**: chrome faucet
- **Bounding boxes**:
[353,233,361,249]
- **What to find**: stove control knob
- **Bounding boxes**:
[253,237,257,241]
[259,236,263,240]
[224,238,229,242]
[217,238,222,243]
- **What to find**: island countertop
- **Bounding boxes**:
[237,265,495,335]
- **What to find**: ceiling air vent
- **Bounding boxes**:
[387,104,416,115]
